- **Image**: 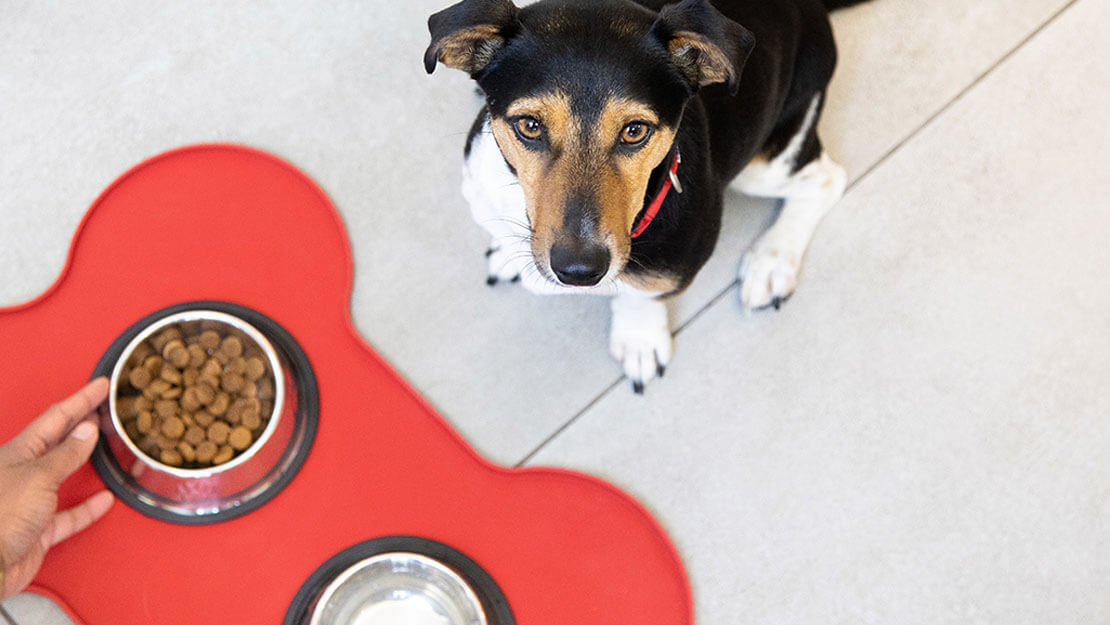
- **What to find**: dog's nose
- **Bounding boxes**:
[550,242,610,287]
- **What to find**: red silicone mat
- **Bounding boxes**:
[0,145,693,625]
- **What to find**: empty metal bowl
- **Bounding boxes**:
[99,309,298,520]
[309,553,488,625]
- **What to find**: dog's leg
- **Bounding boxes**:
[461,116,534,286]
[735,94,847,311]
[610,289,672,394]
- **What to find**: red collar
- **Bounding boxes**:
[631,149,683,239]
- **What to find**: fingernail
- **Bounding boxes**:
[72,421,97,441]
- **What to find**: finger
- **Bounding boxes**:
[44,490,115,549]
[35,420,100,485]
[11,378,109,459]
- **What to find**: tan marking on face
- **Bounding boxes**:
[491,93,675,281]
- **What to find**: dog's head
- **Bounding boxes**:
[427,0,754,287]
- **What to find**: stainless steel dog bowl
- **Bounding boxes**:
[92,304,317,523]
[309,553,487,625]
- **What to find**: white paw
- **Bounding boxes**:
[610,295,673,394]
[738,236,802,312]
[485,242,530,286]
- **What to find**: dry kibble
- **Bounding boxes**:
[212,445,235,465]
[143,355,164,376]
[136,411,154,434]
[177,441,197,463]
[209,392,230,416]
[220,371,245,393]
[207,421,231,445]
[129,367,153,389]
[155,399,178,420]
[244,357,266,381]
[220,336,243,358]
[195,441,218,464]
[184,425,206,446]
[242,410,262,431]
[194,410,216,427]
[199,330,221,351]
[187,344,207,368]
[161,416,185,439]
[228,426,253,451]
[160,366,182,385]
[181,387,202,412]
[116,320,274,468]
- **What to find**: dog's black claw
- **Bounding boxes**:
[772,297,783,311]
[632,380,645,395]
[511,274,521,283]
[657,363,666,378]
[486,276,499,286]
[485,247,495,258]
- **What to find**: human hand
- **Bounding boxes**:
[0,377,115,600]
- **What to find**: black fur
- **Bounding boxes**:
[431,0,861,295]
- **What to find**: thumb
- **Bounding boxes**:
[36,421,99,485]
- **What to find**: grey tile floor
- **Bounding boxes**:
[2,0,1106,623]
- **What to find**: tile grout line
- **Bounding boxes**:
[514,0,1083,468]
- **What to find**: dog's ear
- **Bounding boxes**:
[650,0,755,95]
[425,0,520,76]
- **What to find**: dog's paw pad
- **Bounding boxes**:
[738,243,802,312]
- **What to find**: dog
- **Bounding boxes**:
[425,0,864,392]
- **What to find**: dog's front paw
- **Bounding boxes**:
[738,236,802,312]
[485,243,528,286]
[610,295,673,394]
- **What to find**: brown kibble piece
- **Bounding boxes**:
[194,410,215,427]
[124,421,142,442]
[161,339,185,361]
[128,367,152,389]
[209,392,230,416]
[158,435,179,451]
[199,330,221,351]
[160,449,184,467]
[177,441,197,463]
[155,399,178,419]
[212,445,235,465]
[194,382,217,406]
[129,343,154,368]
[195,441,218,464]
[161,386,182,400]
[167,346,190,369]
[220,336,243,358]
[181,387,202,412]
[220,371,245,393]
[258,378,275,401]
[207,421,231,445]
[242,410,262,431]
[161,416,185,439]
[147,379,171,397]
[201,359,222,379]
[244,357,267,381]
[136,411,154,434]
[184,425,206,446]
[187,344,207,368]
[117,396,139,419]
[143,355,164,376]
[159,366,182,385]
[228,426,253,451]
[135,396,154,412]
[183,368,199,387]
[228,356,247,376]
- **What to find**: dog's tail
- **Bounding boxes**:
[823,0,870,11]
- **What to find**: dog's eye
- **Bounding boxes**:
[515,117,545,142]
[620,122,652,146]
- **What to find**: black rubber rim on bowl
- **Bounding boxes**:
[283,536,515,625]
[89,300,319,525]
